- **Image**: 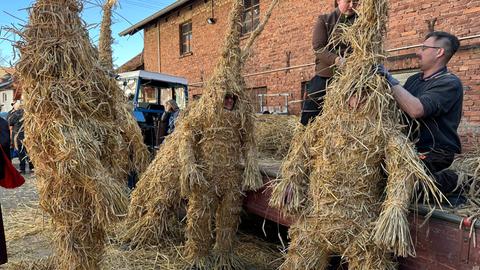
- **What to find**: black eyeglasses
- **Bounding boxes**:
[420,45,443,51]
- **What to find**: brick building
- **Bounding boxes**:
[120,0,480,147]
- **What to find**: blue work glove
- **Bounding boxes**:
[375,64,400,87]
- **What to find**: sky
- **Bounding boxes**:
[0,0,177,68]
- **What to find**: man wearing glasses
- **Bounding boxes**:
[379,31,463,196]
[302,0,359,126]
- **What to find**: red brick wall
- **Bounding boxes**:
[142,0,480,149]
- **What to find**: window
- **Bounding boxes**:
[138,85,158,104]
[180,21,192,55]
[242,0,260,35]
[248,86,267,112]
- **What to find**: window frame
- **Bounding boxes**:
[241,0,260,35]
[179,20,193,56]
[248,86,267,113]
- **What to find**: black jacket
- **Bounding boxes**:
[0,117,10,150]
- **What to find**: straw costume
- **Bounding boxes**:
[16,0,148,268]
[270,0,442,269]
[120,0,279,268]
[98,0,150,177]
[178,0,282,265]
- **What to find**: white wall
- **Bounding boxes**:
[0,89,14,112]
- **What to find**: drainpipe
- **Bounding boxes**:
[157,22,161,72]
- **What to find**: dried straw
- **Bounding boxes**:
[448,148,480,218]
[3,204,283,270]
[255,114,301,159]
[121,123,185,249]
[270,0,442,268]
[15,0,148,268]
[98,0,117,71]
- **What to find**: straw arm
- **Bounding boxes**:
[241,130,263,191]
[374,134,421,257]
[178,127,207,196]
[269,127,310,215]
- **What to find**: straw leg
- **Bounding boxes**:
[54,220,105,270]
[123,181,182,248]
[280,219,330,270]
[212,190,244,269]
[185,191,215,267]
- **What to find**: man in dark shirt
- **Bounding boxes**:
[301,0,358,126]
[380,31,462,195]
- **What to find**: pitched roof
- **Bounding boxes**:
[119,0,193,36]
[117,51,144,73]
[0,67,15,77]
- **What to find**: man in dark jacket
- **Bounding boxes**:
[379,31,462,195]
[301,0,358,125]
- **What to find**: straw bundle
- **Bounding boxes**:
[255,114,301,159]
[269,0,441,268]
[15,0,148,268]
[98,0,118,71]
[448,149,480,218]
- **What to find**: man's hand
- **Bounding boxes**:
[375,64,400,87]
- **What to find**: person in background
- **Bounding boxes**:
[165,99,180,134]
[301,0,359,126]
[8,102,34,174]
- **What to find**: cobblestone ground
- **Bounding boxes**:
[0,159,51,269]
[0,159,38,214]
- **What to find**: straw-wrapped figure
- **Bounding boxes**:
[123,0,280,268]
[176,0,283,267]
[270,0,441,269]
[16,0,148,268]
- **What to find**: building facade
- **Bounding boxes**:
[0,69,15,113]
[120,0,480,148]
